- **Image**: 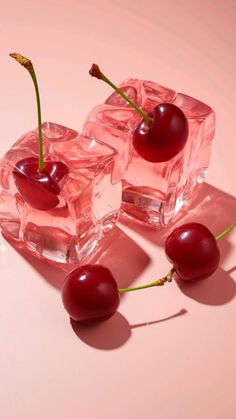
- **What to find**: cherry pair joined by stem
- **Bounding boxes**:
[62,221,235,325]
[89,64,189,162]
[10,53,68,211]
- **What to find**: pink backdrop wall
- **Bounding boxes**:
[0,1,235,418]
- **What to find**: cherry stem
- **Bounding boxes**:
[119,268,175,294]
[89,64,152,124]
[216,220,236,241]
[10,53,44,172]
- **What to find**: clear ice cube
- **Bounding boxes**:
[0,122,122,265]
[83,79,215,227]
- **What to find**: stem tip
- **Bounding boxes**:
[9,52,32,70]
[89,63,102,79]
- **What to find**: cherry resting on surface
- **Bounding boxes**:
[10,52,68,211]
[165,222,220,281]
[62,265,120,324]
[89,64,189,163]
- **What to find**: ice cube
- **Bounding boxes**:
[0,123,122,265]
[83,79,215,227]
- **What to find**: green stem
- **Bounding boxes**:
[119,268,175,294]
[10,53,44,172]
[28,67,44,172]
[100,73,152,124]
[89,64,152,124]
[119,280,165,293]
[216,220,236,241]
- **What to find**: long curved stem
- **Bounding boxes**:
[10,53,44,172]
[89,64,152,124]
[28,67,44,171]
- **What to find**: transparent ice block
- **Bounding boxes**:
[0,122,122,265]
[83,79,215,227]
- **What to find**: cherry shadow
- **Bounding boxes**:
[71,312,131,350]
[176,268,236,306]
[130,308,187,328]
[71,308,187,350]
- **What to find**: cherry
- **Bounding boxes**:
[133,103,188,162]
[62,265,120,324]
[13,157,68,210]
[89,64,189,162]
[165,223,220,281]
[10,52,68,211]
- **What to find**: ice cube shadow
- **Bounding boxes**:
[2,225,151,291]
[91,226,151,289]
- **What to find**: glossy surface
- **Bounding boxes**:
[165,223,220,281]
[133,103,189,162]
[0,122,122,265]
[62,264,120,323]
[13,157,68,210]
[84,80,215,227]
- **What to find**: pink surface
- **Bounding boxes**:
[0,1,236,418]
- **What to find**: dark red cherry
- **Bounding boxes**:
[62,264,120,324]
[13,157,68,210]
[133,103,189,162]
[165,222,220,281]
[89,65,189,163]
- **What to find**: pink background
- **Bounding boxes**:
[0,1,236,418]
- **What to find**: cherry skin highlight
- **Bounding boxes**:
[13,157,68,210]
[165,223,220,281]
[133,103,189,163]
[62,265,120,324]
